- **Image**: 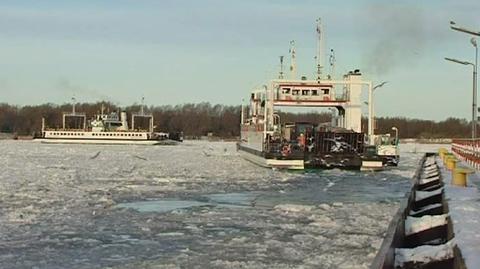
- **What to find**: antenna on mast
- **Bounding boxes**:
[315,18,324,81]
[329,48,336,80]
[279,56,285,79]
[289,40,296,80]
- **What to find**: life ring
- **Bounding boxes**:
[281,144,291,156]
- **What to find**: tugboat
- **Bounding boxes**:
[237,19,399,170]
[36,100,183,145]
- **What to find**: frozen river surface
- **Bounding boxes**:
[0,141,441,269]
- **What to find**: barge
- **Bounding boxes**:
[237,19,399,170]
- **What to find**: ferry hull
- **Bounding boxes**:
[238,143,385,171]
[35,138,178,146]
[237,145,304,170]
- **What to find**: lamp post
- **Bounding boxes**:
[445,57,477,139]
[367,81,387,145]
[391,127,398,145]
[450,21,479,139]
[472,37,478,139]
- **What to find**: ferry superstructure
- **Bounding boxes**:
[36,102,182,145]
[237,19,399,170]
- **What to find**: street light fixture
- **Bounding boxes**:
[444,56,477,139]
[445,57,473,66]
[450,21,480,37]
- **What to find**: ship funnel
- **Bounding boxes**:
[121,111,128,130]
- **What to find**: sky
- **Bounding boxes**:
[0,0,479,121]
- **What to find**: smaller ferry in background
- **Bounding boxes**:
[36,101,183,145]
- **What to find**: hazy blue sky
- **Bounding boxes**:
[0,0,479,120]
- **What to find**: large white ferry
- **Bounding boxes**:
[237,19,399,170]
[36,102,182,145]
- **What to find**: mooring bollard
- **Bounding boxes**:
[443,153,453,164]
[445,156,458,170]
[438,148,448,160]
[452,167,474,187]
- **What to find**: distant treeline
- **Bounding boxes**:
[0,102,473,138]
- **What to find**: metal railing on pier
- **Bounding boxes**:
[451,139,480,169]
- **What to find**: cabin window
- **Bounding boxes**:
[292,89,300,95]
[282,88,291,94]
[312,90,319,96]
[302,90,309,96]
[322,88,329,94]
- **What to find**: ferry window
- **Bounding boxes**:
[312,90,319,96]
[302,90,309,96]
[322,88,329,94]
[292,89,300,95]
[282,88,291,94]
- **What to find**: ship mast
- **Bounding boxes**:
[289,40,296,80]
[316,18,324,81]
[329,48,336,79]
[71,96,76,115]
[140,96,145,116]
[278,56,285,79]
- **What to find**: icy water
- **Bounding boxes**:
[0,140,442,269]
